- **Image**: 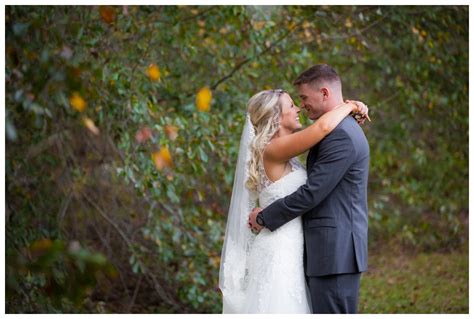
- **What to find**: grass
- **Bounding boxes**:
[359,245,468,313]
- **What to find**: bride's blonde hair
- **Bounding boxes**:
[245,89,285,191]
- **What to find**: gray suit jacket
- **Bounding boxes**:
[260,116,369,277]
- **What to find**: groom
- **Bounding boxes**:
[248,64,369,314]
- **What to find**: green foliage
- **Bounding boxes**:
[6,238,116,313]
[6,5,468,313]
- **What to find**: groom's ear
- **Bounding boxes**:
[321,87,329,100]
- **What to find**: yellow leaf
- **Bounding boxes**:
[147,64,161,81]
[164,125,179,140]
[316,34,322,46]
[30,238,53,252]
[82,117,100,135]
[252,21,266,31]
[155,238,162,246]
[152,147,173,170]
[99,6,116,24]
[345,18,352,28]
[196,87,212,112]
[69,92,87,112]
[209,256,221,268]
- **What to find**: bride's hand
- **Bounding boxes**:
[248,207,263,234]
[346,99,371,124]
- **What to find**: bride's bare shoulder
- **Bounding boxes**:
[262,148,291,182]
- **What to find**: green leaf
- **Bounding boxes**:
[198,146,208,163]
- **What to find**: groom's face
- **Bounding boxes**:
[296,83,326,120]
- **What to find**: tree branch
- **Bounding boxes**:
[322,11,390,41]
[180,5,218,23]
[82,191,133,248]
[82,190,178,308]
[210,21,304,91]
[126,274,143,313]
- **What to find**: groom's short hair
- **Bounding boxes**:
[293,64,341,88]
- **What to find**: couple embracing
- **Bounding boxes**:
[219,64,370,314]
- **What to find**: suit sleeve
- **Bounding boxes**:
[261,128,356,231]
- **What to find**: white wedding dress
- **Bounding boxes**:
[241,158,311,313]
[219,115,311,314]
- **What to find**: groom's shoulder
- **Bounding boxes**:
[339,115,357,128]
[332,116,359,135]
[326,116,367,145]
[338,116,365,135]
[337,116,369,152]
[320,117,353,145]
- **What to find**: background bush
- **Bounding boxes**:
[5,5,468,313]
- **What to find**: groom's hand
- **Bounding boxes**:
[248,207,264,233]
[346,99,371,123]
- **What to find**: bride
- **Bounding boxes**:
[219,88,368,313]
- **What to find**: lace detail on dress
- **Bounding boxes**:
[224,189,257,277]
[257,157,304,193]
[235,156,310,313]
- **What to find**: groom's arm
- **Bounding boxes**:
[260,128,355,231]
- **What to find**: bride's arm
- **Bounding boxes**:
[265,101,365,162]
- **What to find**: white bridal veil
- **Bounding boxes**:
[218,113,257,313]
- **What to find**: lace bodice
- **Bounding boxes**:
[240,157,310,313]
[258,157,307,208]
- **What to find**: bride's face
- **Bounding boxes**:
[279,93,302,132]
